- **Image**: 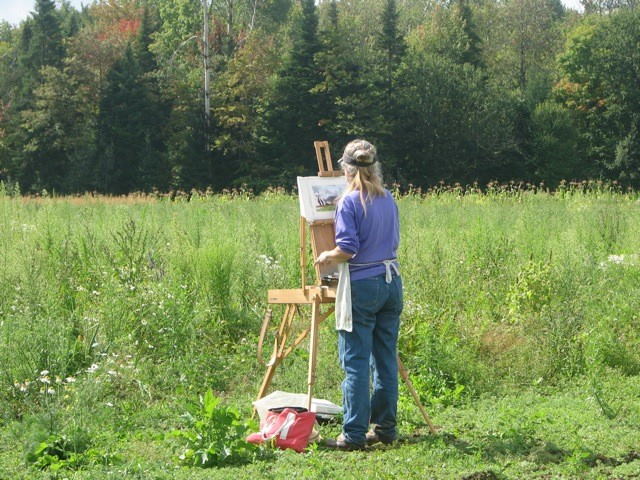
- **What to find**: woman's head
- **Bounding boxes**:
[340,139,385,203]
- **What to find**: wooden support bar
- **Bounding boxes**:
[257,356,280,401]
[300,216,306,289]
[256,305,297,401]
[256,308,272,363]
[281,306,334,359]
[268,287,336,304]
[276,305,297,359]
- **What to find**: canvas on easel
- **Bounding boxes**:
[297,175,346,282]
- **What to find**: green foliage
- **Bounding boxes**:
[170,390,264,468]
[393,48,518,184]
[2,0,640,191]
[529,100,581,185]
[558,8,640,185]
[26,432,114,471]
[507,260,553,318]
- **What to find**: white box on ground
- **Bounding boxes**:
[253,391,342,422]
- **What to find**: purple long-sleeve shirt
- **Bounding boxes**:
[334,189,400,281]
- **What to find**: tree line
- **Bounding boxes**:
[0,0,639,194]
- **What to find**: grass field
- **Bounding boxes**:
[0,186,639,479]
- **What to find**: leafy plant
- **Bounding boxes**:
[26,432,114,471]
[507,260,553,319]
[170,390,265,468]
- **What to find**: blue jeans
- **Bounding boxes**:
[338,274,403,446]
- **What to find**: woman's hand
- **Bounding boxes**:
[315,250,334,266]
[314,247,353,266]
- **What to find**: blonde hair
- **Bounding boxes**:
[340,139,385,211]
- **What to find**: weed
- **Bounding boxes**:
[169,390,266,468]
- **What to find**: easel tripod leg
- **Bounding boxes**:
[397,355,440,434]
[306,295,321,411]
[255,305,296,403]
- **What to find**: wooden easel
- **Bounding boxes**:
[256,141,438,434]
[256,141,340,411]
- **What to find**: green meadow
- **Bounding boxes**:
[0,186,639,479]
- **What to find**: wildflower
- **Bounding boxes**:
[105,402,114,407]
[107,370,117,376]
[65,377,76,383]
[46,388,56,395]
[40,370,49,376]
[87,364,99,373]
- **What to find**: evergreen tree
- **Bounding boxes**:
[373,0,406,178]
[377,0,405,100]
[58,0,82,38]
[23,0,65,72]
[456,0,483,68]
[264,0,325,180]
[135,3,171,191]
[315,0,373,148]
[15,0,65,109]
[136,2,157,73]
[97,45,147,193]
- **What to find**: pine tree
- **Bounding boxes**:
[25,0,65,71]
[456,0,483,68]
[15,0,65,109]
[264,0,325,179]
[315,0,371,145]
[136,2,157,74]
[135,3,171,191]
[97,45,146,193]
[377,0,405,101]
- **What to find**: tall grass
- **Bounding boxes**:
[0,188,639,432]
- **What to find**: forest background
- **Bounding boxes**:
[1,0,639,195]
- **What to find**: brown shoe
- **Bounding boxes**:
[366,430,395,446]
[323,433,365,451]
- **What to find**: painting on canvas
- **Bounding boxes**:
[297,176,346,222]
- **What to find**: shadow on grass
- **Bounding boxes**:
[388,430,640,472]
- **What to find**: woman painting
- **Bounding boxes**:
[315,139,403,450]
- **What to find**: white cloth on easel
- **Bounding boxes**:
[335,262,352,332]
